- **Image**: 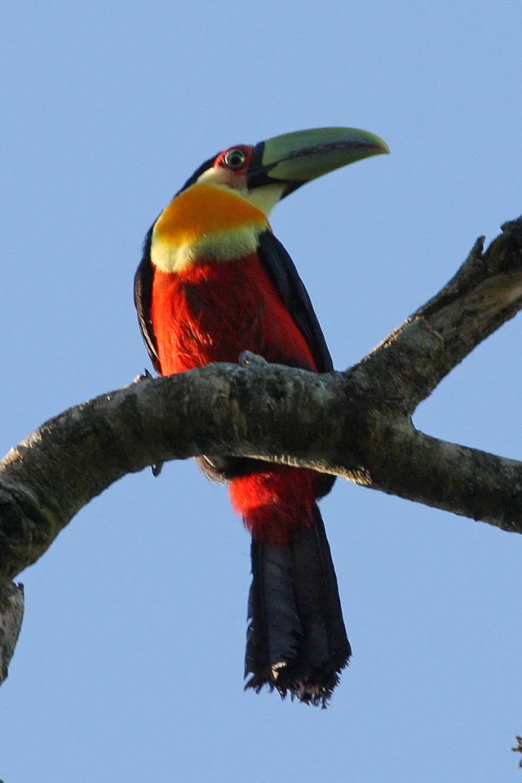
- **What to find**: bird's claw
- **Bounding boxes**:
[152,462,163,477]
[133,368,154,383]
[132,369,160,474]
[239,350,268,367]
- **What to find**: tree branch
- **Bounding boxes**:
[0,583,24,683]
[1,215,521,679]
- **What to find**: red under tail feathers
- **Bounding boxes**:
[229,466,316,546]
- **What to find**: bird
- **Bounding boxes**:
[134,127,389,706]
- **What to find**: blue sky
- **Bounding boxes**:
[1,1,521,781]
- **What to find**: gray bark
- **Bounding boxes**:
[1,215,521,682]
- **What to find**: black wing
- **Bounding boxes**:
[257,230,335,498]
[257,230,333,373]
[134,225,161,373]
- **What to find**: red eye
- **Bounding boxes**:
[223,148,246,169]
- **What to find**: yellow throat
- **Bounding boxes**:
[151,182,270,273]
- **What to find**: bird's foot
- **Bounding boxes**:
[133,367,154,383]
[131,370,162,475]
[239,350,268,367]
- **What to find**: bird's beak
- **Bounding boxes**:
[247,126,389,197]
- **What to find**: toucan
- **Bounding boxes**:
[134,127,389,706]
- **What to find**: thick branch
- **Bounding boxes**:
[0,583,24,682]
[0,216,521,586]
[358,425,522,533]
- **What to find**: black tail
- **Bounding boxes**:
[244,503,350,707]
